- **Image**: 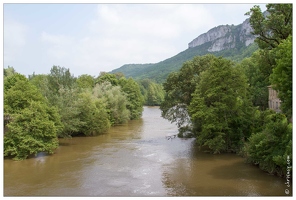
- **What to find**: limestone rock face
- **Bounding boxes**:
[188,18,256,51]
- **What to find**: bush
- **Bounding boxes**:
[244,111,292,176]
[4,101,59,160]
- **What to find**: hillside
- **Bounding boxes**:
[111,18,258,83]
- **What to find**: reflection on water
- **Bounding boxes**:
[162,142,286,196]
[4,106,289,196]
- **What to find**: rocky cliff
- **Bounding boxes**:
[112,17,258,83]
[188,18,255,51]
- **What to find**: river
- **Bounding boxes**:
[3,106,290,196]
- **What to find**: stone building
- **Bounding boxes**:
[268,86,281,113]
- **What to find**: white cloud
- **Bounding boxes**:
[4,19,28,63]
[79,4,218,72]
[4,4,264,76]
[41,32,76,60]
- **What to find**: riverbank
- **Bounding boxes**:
[4,107,290,196]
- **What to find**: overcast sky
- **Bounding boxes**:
[3,3,267,77]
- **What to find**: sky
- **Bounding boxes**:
[3,2,267,78]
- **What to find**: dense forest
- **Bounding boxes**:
[4,67,165,160]
[160,4,292,176]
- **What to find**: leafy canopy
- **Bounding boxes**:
[189,57,253,153]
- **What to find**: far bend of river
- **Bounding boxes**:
[4,106,290,196]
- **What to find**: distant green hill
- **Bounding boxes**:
[111,19,258,83]
[111,43,258,83]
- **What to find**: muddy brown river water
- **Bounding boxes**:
[4,106,290,196]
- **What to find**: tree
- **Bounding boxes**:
[160,54,217,131]
[244,111,292,176]
[95,72,144,119]
[246,4,292,50]
[29,74,53,101]
[246,3,292,117]
[4,76,62,160]
[138,79,165,106]
[4,73,27,93]
[4,101,60,160]
[93,82,130,125]
[96,72,119,86]
[29,73,86,138]
[47,66,76,104]
[270,35,292,118]
[4,75,45,114]
[119,77,144,119]
[76,74,95,90]
[146,83,165,106]
[55,87,85,137]
[189,57,253,153]
[76,91,111,136]
[238,51,269,110]
[4,66,16,77]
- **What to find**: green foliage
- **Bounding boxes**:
[55,87,85,137]
[49,66,76,89]
[244,111,292,176]
[46,66,76,104]
[93,82,130,125]
[76,74,95,89]
[160,54,217,130]
[29,74,53,102]
[246,3,292,117]
[96,72,119,86]
[4,99,59,160]
[189,57,253,153]
[76,91,111,136]
[4,73,28,93]
[119,78,144,119]
[111,37,258,83]
[95,72,144,119]
[270,35,292,118]
[4,74,62,160]
[237,51,269,110]
[111,4,291,84]
[146,82,165,106]
[4,67,144,160]
[4,66,16,77]
[4,76,45,114]
[246,4,292,49]
[138,79,165,106]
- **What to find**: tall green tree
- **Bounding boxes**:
[96,72,119,86]
[189,57,253,153]
[76,74,95,90]
[76,91,111,136]
[55,87,85,137]
[160,54,217,131]
[4,66,16,77]
[4,101,60,160]
[238,51,269,110]
[4,73,27,93]
[46,66,76,104]
[270,35,292,118]
[29,74,53,101]
[96,72,144,119]
[93,82,130,124]
[246,3,292,117]
[4,75,45,114]
[4,75,62,160]
[119,78,144,119]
